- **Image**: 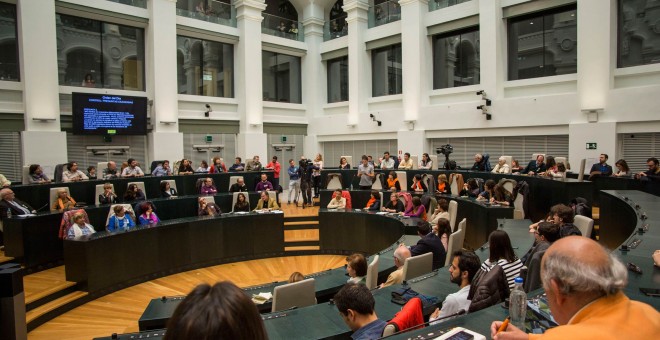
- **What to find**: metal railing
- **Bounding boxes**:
[369,0,400,28]
[106,0,147,8]
[429,0,472,12]
[261,13,304,42]
[324,16,348,41]
[176,1,236,27]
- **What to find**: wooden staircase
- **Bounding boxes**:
[284,217,320,251]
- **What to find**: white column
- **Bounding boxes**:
[577,0,613,111]
[478,0,504,99]
[397,130,427,161]
[569,122,617,172]
[17,0,68,167]
[399,0,428,122]
[146,0,183,162]
[344,0,369,126]
[301,2,325,158]
[235,0,267,160]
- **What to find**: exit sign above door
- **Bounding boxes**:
[586,143,597,150]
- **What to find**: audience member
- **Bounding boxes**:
[550,204,582,237]
[419,153,433,170]
[539,156,557,177]
[339,157,351,169]
[380,151,395,170]
[28,164,51,183]
[287,159,300,204]
[328,189,346,209]
[253,190,279,211]
[98,183,118,204]
[254,173,273,192]
[246,155,262,171]
[522,154,546,175]
[510,159,522,173]
[265,156,281,190]
[634,157,660,181]
[198,197,220,216]
[346,253,368,284]
[548,162,567,178]
[398,152,414,170]
[209,157,227,173]
[87,166,97,179]
[0,188,36,218]
[51,188,77,212]
[334,283,387,340]
[364,190,381,211]
[429,250,481,324]
[411,174,428,192]
[120,161,129,174]
[152,160,172,177]
[383,192,405,213]
[107,205,135,232]
[164,282,267,340]
[612,159,630,177]
[386,171,401,191]
[200,178,217,195]
[521,221,560,266]
[196,160,209,173]
[102,161,119,180]
[62,161,89,182]
[288,271,305,283]
[434,218,453,254]
[406,221,445,270]
[138,201,159,225]
[436,174,450,194]
[124,183,146,202]
[471,154,486,171]
[66,212,95,239]
[0,173,10,187]
[492,157,510,174]
[402,196,427,220]
[121,158,144,178]
[357,155,375,190]
[481,230,523,290]
[430,199,450,226]
[491,184,513,206]
[233,193,250,212]
[490,237,660,340]
[460,178,480,198]
[161,181,178,198]
[178,159,194,175]
[312,154,323,198]
[477,179,496,201]
[229,157,245,172]
[380,244,411,288]
[229,177,248,193]
[367,155,375,167]
[589,153,613,178]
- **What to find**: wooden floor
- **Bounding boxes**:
[0,247,14,264]
[24,266,76,305]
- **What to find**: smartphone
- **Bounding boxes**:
[445,331,474,340]
[639,287,660,297]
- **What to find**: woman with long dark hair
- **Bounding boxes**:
[481,230,523,290]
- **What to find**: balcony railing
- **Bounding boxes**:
[176,1,236,27]
[261,13,304,42]
[324,16,348,41]
[429,0,472,12]
[369,0,400,28]
[106,0,147,8]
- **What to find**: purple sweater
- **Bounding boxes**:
[200,185,217,195]
[255,180,273,192]
[404,205,426,218]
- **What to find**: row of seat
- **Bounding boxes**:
[336,154,566,170]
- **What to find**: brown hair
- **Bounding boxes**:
[288,272,304,283]
[346,253,368,277]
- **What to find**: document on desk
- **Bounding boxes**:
[434,327,485,340]
[252,292,272,304]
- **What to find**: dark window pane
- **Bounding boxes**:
[327,56,348,103]
[262,51,302,103]
[176,36,234,97]
[0,3,19,81]
[507,5,577,80]
[618,0,660,68]
[372,44,402,97]
[433,27,480,89]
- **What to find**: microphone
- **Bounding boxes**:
[35,202,50,212]
[380,309,467,339]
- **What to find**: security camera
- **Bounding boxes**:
[476,90,484,96]
[205,104,211,110]
[369,113,375,118]
[377,120,382,126]
[477,105,485,110]
[486,99,492,106]
[204,104,212,117]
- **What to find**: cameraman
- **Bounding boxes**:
[299,157,318,208]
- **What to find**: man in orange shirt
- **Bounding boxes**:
[490,236,660,339]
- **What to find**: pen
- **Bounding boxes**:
[497,316,511,334]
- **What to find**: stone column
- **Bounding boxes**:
[343,0,369,126]
[399,0,429,122]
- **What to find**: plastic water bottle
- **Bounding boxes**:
[6,208,11,218]
[509,277,527,330]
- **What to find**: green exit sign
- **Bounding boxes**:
[281,136,287,142]
[206,135,213,143]
[586,143,597,150]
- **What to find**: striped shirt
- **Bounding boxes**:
[481,258,523,291]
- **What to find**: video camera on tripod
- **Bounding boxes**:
[435,144,457,170]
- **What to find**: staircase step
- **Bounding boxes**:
[26,291,88,325]
[284,221,319,230]
[284,229,319,242]
[285,245,320,251]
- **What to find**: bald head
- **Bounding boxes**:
[0,188,13,200]
[546,236,608,269]
[394,245,411,268]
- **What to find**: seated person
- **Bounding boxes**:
[522,154,546,175]
[124,183,146,203]
[429,198,450,225]
[161,181,178,198]
[380,151,395,170]
[122,158,145,178]
[402,196,427,220]
[51,188,77,212]
[28,164,51,183]
[459,178,480,198]
[589,153,613,178]
[233,193,250,212]
[198,197,220,216]
[0,173,10,187]
[229,157,245,172]
[539,156,557,177]
[253,191,279,211]
[254,173,273,192]
[481,230,523,290]
[339,157,351,170]
[398,152,414,170]
[491,157,510,174]
[0,188,36,218]
[209,157,227,173]
[333,283,387,340]
[551,203,582,237]
[548,162,567,178]
[471,154,486,171]
[196,160,210,173]
[436,174,450,194]
[246,155,262,171]
[634,157,660,181]
[419,153,433,170]
[229,177,248,192]
[434,218,453,254]
[178,159,194,175]
[429,250,481,324]
[364,190,381,211]
[87,166,97,179]
[613,159,630,177]
[107,205,136,232]
[200,178,217,195]
[385,171,401,191]
[383,192,405,213]
[138,201,160,225]
[379,245,411,288]
[98,183,118,205]
[66,212,95,239]
[152,160,172,177]
[410,174,428,192]
[521,221,560,266]
[404,221,445,270]
[62,161,89,182]
[510,159,522,173]
[102,161,120,180]
[346,253,368,284]
[327,189,346,209]
[477,179,496,201]
[490,184,513,206]
[288,272,305,283]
